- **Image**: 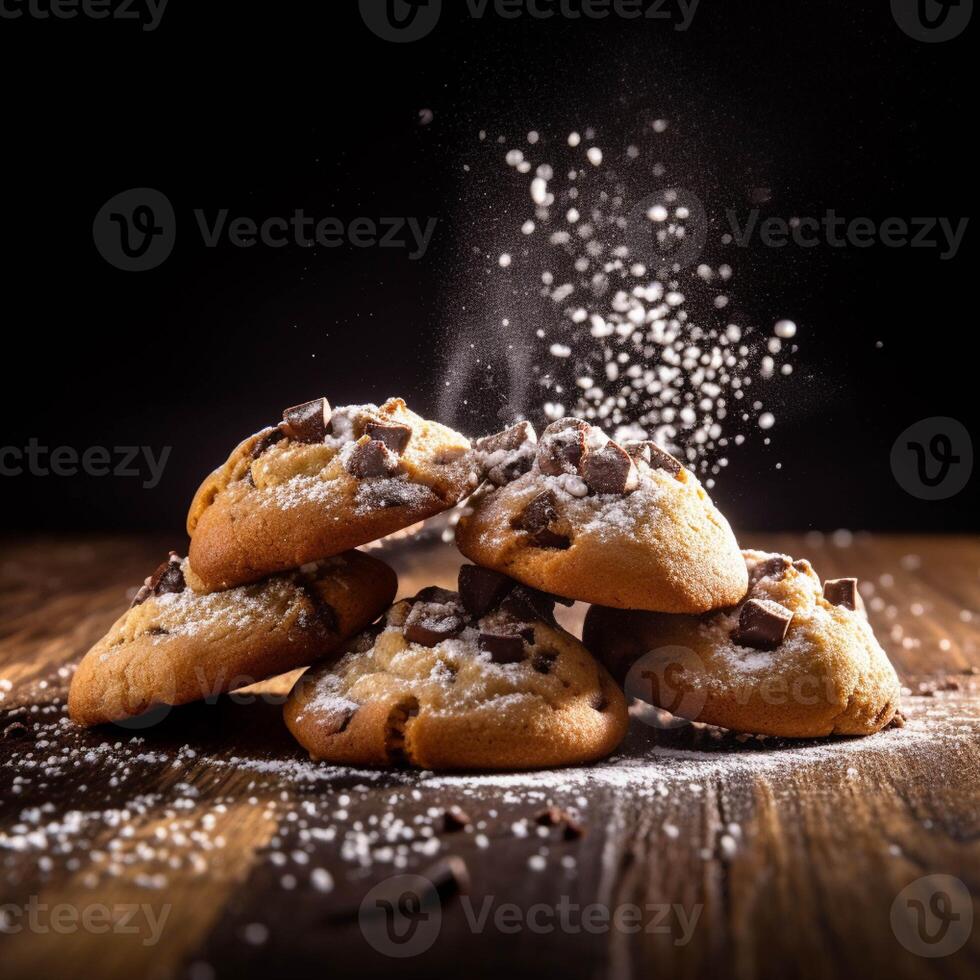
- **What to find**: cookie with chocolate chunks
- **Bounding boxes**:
[475,421,537,486]
[284,579,628,771]
[583,548,901,739]
[68,551,396,728]
[187,397,477,590]
[457,416,746,612]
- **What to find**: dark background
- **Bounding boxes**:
[0,0,973,535]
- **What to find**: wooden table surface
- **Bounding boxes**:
[1,532,978,980]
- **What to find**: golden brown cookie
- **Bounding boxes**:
[455,419,747,613]
[187,397,477,589]
[68,550,397,727]
[284,566,629,770]
[583,550,901,738]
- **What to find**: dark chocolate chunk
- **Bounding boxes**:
[425,855,470,900]
[250,425,286,460]
[534,805,564,826]
[731,598,793,651]
[823,577,858,610]
[479,631,527,664]
[531,650,557,674]
[475,421,537,485]
[365,421,412,454]
[536,419,589,476]
[749,555,792,586]
[404,602,466,647]
[132,554,185,608]
[582,440,638,495]
[514,490,571,549]
[441,806,471,833]
[500,584,559,625]
[318,704,356,737]
[2,721,30,740]
[298,583,339,635]
[458,565,514,618]
[346,439,400,478]
[623,440,682,475]
[281,397,332,444]
[413,586,459,606]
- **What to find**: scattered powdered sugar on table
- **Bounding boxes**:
[2,689,975,897]
[443,122,800,487]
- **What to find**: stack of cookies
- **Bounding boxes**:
[69,396,901,770]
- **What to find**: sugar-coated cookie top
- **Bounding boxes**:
[101,553,351,654]
[187,397,476,532]
[294,566,603,722]
[692,549,876,675]
[469,417,713,547]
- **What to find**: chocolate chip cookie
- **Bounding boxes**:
[284,566,629,770]
[455,419,747,613]
[583,550,901,737]
[187,397,477,589]
[68,550,397,726]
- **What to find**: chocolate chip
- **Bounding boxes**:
[731,598,794,651]
[250,426,286,460]
[2,721,30,740]
[298,583,339,635]
[536,419,589,476]
[531,650,557,674]
[365,421,412,454]
[413,586,459,605]
[582,440,638,495]
[749,555,792,586]
[623,440,682,475]
[514,490,571,549]
[441,806,471,833]
[458,565,514,618]
[500,585,559,625]
[475,421,537,485]
[534,806,564,826]
[132,554,186,608]
[318,704,356,737]
[346,439,400,478]
[404,602,466,647]
[425,856,470,900]
[281,398,331,444]
[479,631,527,664]
[824,578,858,610]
